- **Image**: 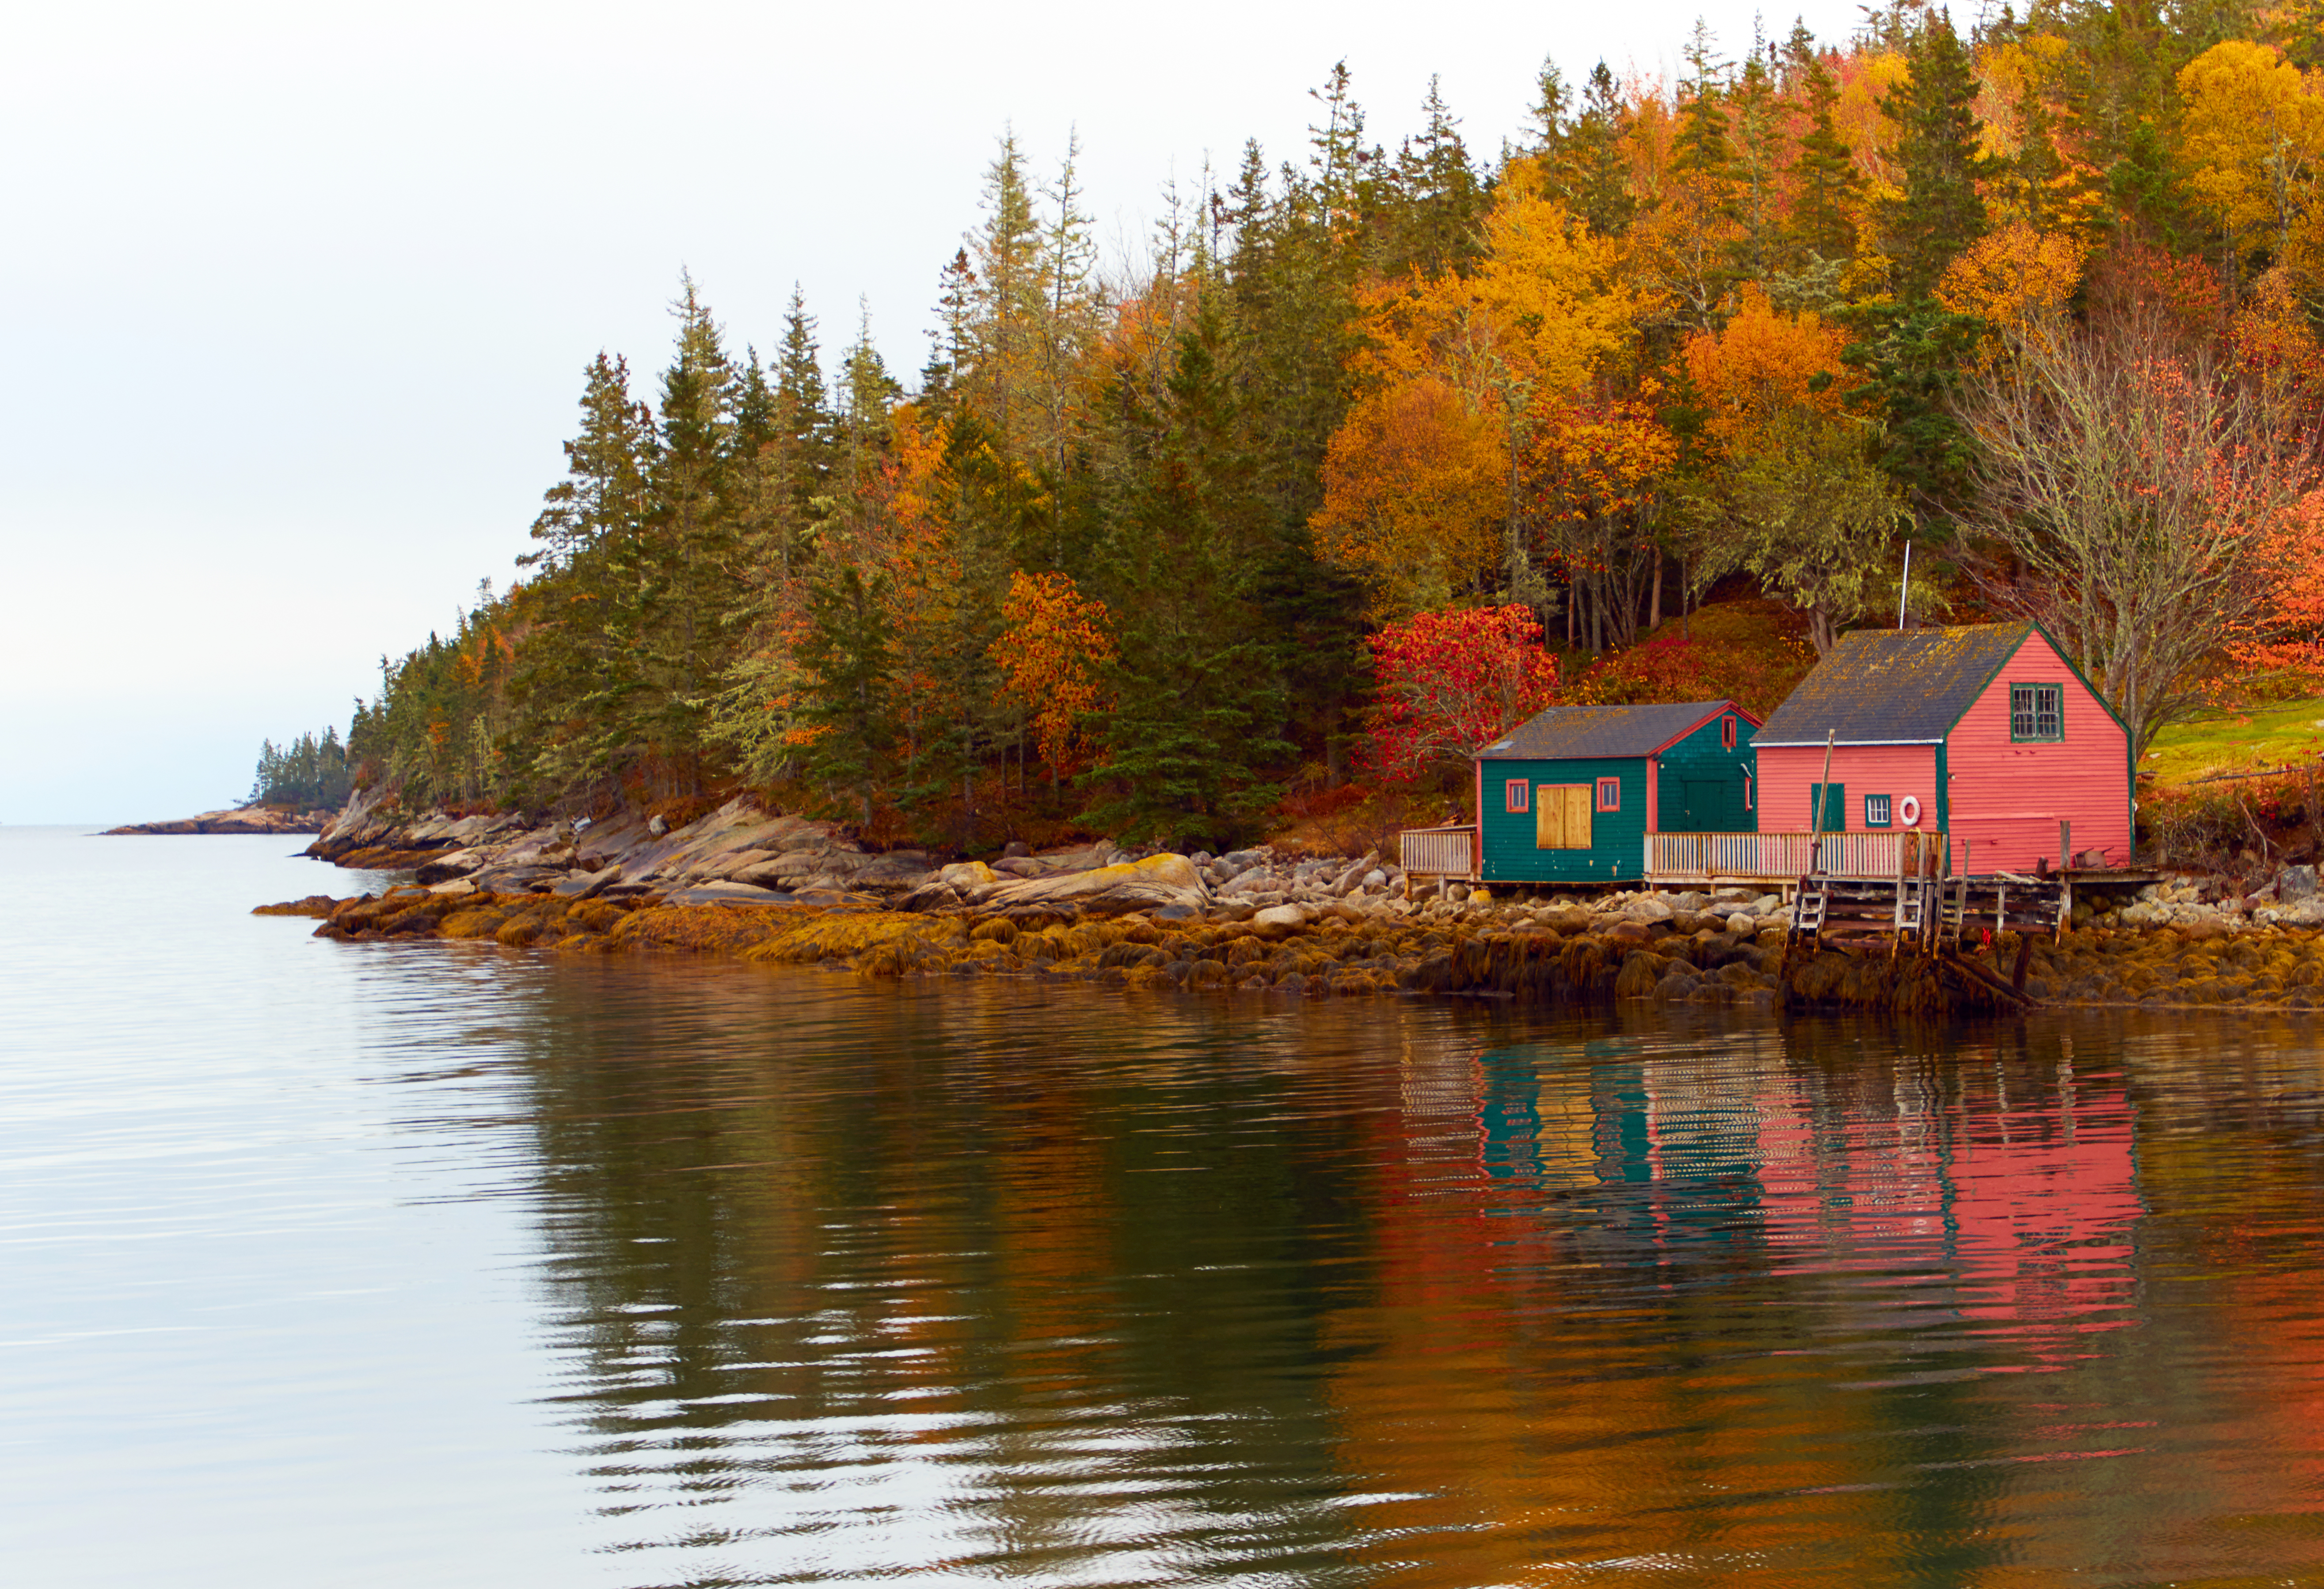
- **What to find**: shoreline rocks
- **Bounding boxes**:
[286,785,2324,1014]
[256,879,2324,1017]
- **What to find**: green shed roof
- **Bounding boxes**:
[1478,700,1752,761]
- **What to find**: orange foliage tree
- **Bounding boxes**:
[993,570,1116,789]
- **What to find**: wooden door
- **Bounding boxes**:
[1537,784,1590,850]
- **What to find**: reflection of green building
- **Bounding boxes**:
[1475,700,1761,886]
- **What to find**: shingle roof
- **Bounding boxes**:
[1478,700,1745,761]
[1752,621,2034,746]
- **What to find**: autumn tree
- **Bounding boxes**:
[2177,39,2324,282]
[1682,288,1908,652]
[1364,604,1559,781]
[1958,307,2321,758]
[993,570,1116,793]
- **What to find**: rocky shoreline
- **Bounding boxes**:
[273,788,2324,1015]
[107,805,330,836]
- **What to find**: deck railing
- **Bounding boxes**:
[1398,824,1478,881]
[1646,830,1947,883]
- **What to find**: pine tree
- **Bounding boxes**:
[965,131,1044,453]
[1783,41,1862,271]
[1035,133,1101,489]
[791,562,896,827]
[837,302,901,484]
[511,353,652,793]
[1081,305,1293,848]
[1379,77,1488,278]
[1547,63,1635,238]
[1673,21,1735,183]
[632,273,740,776]
[520,353,651,574]
[1882,10,2005,300]
[1728,50,1784,282]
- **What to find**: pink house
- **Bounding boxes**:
[1751,620,2133,874]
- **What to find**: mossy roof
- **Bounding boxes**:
[1753,622,2034,747]
[1479,700,1750,761]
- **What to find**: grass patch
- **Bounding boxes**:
[2144,699,2324,790]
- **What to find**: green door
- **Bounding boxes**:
[1682,780,1726,831]
[1809,782,1847,831]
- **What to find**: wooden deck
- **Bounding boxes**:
[1646,830,1947,888]
[1791,871,2070,956]
[1397,824,1478,891]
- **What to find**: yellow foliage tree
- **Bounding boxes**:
[1320,180,1640,616]
[1352,182,1634,402]
[2178,40,2324,266]
[993,570,1115,788]
[1311,377,1507,617]
[1937,220,2088,366]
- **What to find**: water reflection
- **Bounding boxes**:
[467,958,2324,1586]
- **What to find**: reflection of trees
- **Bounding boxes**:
[506,962,1419,1580]
[493,961,2324,1585]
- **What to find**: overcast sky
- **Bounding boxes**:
[1,0,1866,823]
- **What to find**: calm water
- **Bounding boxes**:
[8,828,2324,1585]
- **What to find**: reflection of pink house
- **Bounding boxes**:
[1752,621,2134,873]
[1745,1071,2140,1357]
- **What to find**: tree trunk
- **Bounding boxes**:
[1648,545,1663,632]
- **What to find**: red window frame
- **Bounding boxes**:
[1594,777,1620,812]
[1742,772,1753,812]
[1504,778,1529,814]
[1721,713,1737,749]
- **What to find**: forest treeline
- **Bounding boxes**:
[251,728,352,810]
[347,0,2324,848]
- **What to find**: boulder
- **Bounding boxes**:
[2286,865,2319,901]
[552,865,620,899]
[661,882,791,907]
[1726,911,1757,935]
[1625,896,1675,923]
[983,853,1210,917]
[1252,903,1308,932]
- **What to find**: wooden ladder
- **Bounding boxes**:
[1791,882,1830,942]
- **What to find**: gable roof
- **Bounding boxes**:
[1478,700,1755,761]
[1753,621,2036,747]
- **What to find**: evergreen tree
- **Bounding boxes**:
[791,562,896,827]
[1673,21,1735,182]
[1782,39,1862,270]
[1379,77,1488,278]
[632,273,740,776]
[1082,305,1293,848]
[837,302,901,483]
[511,353,652,793]
[965,131,1044,453]
[1728,50,1784,282]
[1548,64,1636,238]
[1882,9,2004,300]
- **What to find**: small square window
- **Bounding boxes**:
[2009,682,2064,741]
[1505,778,1529,814]
[1595,777,1621,812]
[1864,793,1892,828]
[1720,713,1737,749]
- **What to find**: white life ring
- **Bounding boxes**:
[1898,794,1922,827]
